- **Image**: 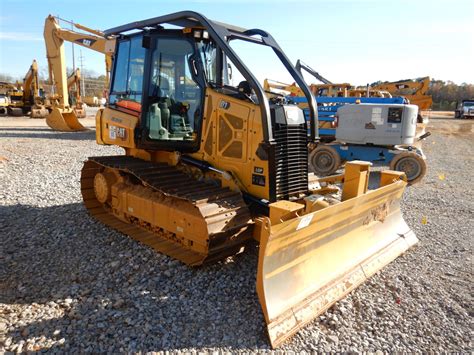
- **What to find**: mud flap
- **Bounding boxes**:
[46,107,87,131]
[256,180,418,348]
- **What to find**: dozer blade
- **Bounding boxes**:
[46,107,87,131]
[257,179,418,348]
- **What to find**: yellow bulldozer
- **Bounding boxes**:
[78,11,418,347]
[42,15,115,131]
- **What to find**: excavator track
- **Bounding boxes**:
[80,155,253,265]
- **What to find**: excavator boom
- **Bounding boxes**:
[42,15,115,131]
[22,60,40,105]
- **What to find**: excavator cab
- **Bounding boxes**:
[81,12,418,348]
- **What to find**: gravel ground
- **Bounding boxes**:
[0,116,472,353]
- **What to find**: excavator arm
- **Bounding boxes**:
[52,22,115,86]
[43,15,115,131]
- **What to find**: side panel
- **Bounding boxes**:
[96,107,139,148]
[194,89,271,200]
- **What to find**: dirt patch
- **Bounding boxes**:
[422,111,454,119]
[426,119,473,137]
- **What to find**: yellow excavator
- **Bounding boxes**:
[30,68,87,119]
[264,79,391,99]
[79,11,418,348]
[42,15,115,131]
[264,60,391,99]
[372,77,432,111]
[1,60,46,117]
[67,68,86,118]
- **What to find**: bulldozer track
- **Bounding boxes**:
[80,155,253,265]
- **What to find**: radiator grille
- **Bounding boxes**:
[273,123,309,200]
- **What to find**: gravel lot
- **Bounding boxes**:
[1,115,472,353]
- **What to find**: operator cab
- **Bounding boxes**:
[108,28,261,151]
[105,12,317,154]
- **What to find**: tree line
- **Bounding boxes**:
[427,80,474,110]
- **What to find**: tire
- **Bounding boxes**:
[8,107,23,117]
[390,152,427,185]
[454,110,461,119]
[309,145,341,176]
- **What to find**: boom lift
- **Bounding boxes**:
[42,15,115,131]
[295,59,332,84]
[80,11,418,347]
[265,60,428,184]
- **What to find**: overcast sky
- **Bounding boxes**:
[1,0,473,85]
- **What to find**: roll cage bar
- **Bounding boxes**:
[104,11,318,143]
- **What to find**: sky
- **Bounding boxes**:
[0,0,473,86]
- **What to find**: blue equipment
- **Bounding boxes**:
[290,96,428,184]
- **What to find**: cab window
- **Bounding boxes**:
[110,36,146,106]
[145,38,202,142]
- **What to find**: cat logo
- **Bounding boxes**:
[76,38,96,47]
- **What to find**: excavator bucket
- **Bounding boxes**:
[257,168,418,348]
[46,107,87,131]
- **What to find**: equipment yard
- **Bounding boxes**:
[1,114,472,353]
